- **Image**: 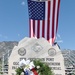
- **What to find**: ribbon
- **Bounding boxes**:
[24,70,28,75]
[31,68,38,75]
[24,69,34,75]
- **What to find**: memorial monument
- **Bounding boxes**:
[8,37,65,75]
[8,0,65,75]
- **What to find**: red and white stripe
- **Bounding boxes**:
[29,0,60,45]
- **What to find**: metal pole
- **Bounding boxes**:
[2,53,4,75]
[8,50,9,63]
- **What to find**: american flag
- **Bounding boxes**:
[27,0,60,45]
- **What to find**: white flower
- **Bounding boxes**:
[23,60,35,75]
[29,61,35,69]
[37,66,40,69]
[21,72,24,75]
[19,59,35,70]
[25,60,30,65]
[19,59,26,68]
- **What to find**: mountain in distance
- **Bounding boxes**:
[0,41,18,58]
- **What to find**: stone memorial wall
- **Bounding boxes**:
[8,37,65,75]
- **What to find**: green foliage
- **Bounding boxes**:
[34,60,54,75]
[15,67,23,75]
[16,60,54,75]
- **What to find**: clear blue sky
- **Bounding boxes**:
[0,0,75,50]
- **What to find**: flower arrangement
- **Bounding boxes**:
[16,59,54,75]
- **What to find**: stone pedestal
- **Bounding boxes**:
[8,37,65,75]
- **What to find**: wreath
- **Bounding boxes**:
[15,59,54,75]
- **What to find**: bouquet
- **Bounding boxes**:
[16,59,54,75]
